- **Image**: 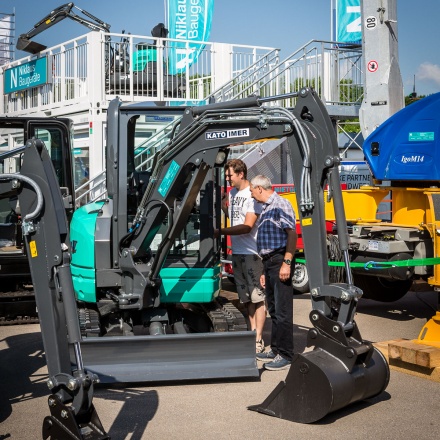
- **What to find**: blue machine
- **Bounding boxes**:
[363,92,440,181]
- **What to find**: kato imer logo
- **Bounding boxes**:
[401,155,425,164]
[205,128,250,140]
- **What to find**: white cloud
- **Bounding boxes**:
[416,62,440,85]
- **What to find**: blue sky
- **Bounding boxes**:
[4,0,440,96]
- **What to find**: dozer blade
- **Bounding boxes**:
[248,346,389,424]
[75,331,258,383]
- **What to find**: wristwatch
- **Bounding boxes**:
[283,258,292,265]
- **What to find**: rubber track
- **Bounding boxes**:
[0,315,39,325]
[0,290,39,326]
[204,298,248,332]
[0,293,248,334]
[78,307,101,336]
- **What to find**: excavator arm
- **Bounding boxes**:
[17,2,110,54]
[0,140,108,439]
[109,90,365,316]
[107,87,389,423]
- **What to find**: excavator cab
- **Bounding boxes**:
[132,23,168,73]
[70,105,224,331]
[0,118,74,299]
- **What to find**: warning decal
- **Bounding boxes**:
[30,240,38,258]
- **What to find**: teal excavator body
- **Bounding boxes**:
[70,201,221,305]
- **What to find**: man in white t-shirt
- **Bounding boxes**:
[215,159,266,353]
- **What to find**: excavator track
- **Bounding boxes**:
[204,298,248,332]
[78,307,101,336]
[0,290,39,325]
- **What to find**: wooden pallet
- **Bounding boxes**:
[374,339,440,382]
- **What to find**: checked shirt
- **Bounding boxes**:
[256,191,296,255]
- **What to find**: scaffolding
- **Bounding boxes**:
[0,11,14,66]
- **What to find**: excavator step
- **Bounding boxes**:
[374,339,440,382]
[74,330,258,383]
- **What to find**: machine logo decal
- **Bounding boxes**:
[71,240,77,254]
[205,129,250,140]
[158,160,181,197]
[400,155,425,164]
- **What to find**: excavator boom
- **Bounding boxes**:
[17,2,110,54]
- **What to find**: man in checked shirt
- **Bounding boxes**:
[250,174,298,371]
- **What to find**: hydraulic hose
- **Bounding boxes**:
[0,173,44,221]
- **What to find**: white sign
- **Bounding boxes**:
[364,15,377,30]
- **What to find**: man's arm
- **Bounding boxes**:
[216,212,258,237]
[279,228,298,281]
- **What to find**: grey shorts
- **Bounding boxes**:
[232,254,265,304]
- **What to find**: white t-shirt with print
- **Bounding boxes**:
[228,185,261,255]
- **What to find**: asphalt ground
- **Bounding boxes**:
[1,282,440,440]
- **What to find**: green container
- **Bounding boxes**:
[159,265,221,303]
[70,201,104,303]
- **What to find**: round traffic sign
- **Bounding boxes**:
[368,60,378,72]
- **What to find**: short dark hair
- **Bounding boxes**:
[225,158,247,179]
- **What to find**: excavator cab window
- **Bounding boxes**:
[126,111,182,220]
[125,109,220,267]
[34,127,67,187]
[0,118,74,258]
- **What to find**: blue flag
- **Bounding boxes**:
[336,0,361,44]
[167,0,215,74]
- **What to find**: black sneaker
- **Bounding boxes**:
[256,349,276,362]
[264,354,291,371]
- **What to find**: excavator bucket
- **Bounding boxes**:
[16,36,47,54]
[249,345,389,423]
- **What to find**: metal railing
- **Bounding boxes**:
[1,31,276,114]
[2,33,363,117]
[207,40,363,112]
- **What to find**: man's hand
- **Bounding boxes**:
[279,263,291,282]
[260,274,266,288]
[221,193,228,214]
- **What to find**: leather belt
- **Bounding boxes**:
[261,247,286,261]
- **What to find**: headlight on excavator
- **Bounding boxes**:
[215,150,227,165]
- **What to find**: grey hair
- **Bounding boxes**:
[250,175,272,190]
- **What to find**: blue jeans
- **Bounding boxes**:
[263,253,294,361]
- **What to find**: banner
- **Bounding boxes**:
[336,0,361,44]
[167,0,215,74]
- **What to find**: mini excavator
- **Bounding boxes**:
[0,89,389,437]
